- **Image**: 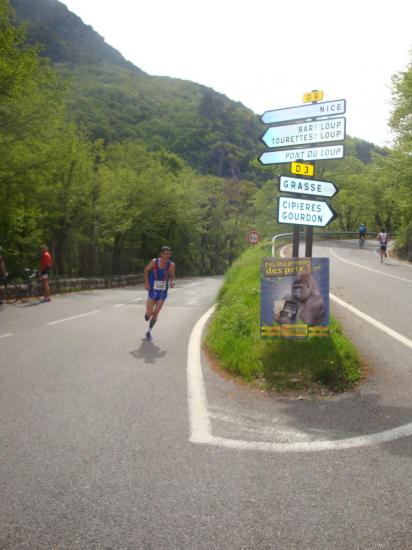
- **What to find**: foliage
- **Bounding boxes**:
[2,0,411,279]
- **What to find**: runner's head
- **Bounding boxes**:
[160,246,171,258]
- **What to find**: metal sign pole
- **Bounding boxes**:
[305,226,313,257]
[292,225,300,257]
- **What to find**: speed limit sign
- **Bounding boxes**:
[247,230,261,245]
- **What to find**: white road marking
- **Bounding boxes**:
[330,293,412,350]
[47,310,100,326]
[0,333,13,339]
[330,248,412,283]
[187,306,412,453]
[113,298,142,308]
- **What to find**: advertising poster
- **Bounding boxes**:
[260,257,330,338]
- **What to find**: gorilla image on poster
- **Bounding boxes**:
[260,257,329,338]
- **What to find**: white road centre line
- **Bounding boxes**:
[187,305,412,453]
[47,310,100,326]
[330,248,412,283]
[113,298,142,308]
[0,333,13,339]
[330,293,412,350]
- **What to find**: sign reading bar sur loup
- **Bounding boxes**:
[277,196,337,227]
[262,117,345,149]
[259,144,344,165]
[279,176,339,198]
[261,99,346,125]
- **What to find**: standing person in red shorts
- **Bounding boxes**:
[39,244,52,302]
[143,246,176,340]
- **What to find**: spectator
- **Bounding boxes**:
[39,245,52,302]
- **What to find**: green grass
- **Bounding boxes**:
[205,244,362,394]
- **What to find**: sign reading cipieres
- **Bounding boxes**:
[277,196,337,227]
[262,117,345,148]
[279,176,338,198]
[259,144,344,165]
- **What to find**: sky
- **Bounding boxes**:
[60,0,411,147]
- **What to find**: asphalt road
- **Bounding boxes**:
[0,241,411,549]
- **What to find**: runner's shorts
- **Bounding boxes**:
[148,288,168,301]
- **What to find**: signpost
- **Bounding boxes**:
[261,117,346,148]
[258,90,345,338]
[277,196,337,228]
[259,144,344,165]
[261,99,346,125]
[279,176,338,198]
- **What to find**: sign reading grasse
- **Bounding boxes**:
[262,117,346,148]
[279,176,339,198]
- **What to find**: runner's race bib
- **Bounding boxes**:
[154,280,167,291]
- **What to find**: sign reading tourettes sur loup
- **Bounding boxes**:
[261,117,346,148]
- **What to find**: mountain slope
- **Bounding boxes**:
[10,0,263,180]
[9,0,383,180]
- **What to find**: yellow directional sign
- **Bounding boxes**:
[303,90,324,103]
[291,161,314,177]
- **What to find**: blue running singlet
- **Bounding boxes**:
[148,258,171,301]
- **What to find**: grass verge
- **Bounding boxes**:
[205,244,362,394]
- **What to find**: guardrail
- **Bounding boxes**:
[271,231,378,257]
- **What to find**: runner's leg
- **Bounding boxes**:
[146,297,155,320]
[151,299,165,322]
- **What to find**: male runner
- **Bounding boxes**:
[143,246,176,340]
[377,229,390,263]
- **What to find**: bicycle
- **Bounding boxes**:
[358,235,366,248]
[18,269,42,303]
[0,274,20,304]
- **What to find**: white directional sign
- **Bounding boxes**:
[262,117,345,148]
[277,196,337,227]
[279,176,339,198]
[259,144,344,165]
[261,99,346,124]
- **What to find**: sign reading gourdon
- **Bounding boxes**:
[277,196,337,227]
[262,117,346,148]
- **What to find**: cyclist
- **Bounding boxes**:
[377,228,390,263]
[143,246,176,340]
[39,244,53,302]
[358,223,367,246]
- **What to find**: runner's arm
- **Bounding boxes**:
[143,260,155,290]
[169,263,176,288]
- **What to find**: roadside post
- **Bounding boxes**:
[258,90,346,338]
